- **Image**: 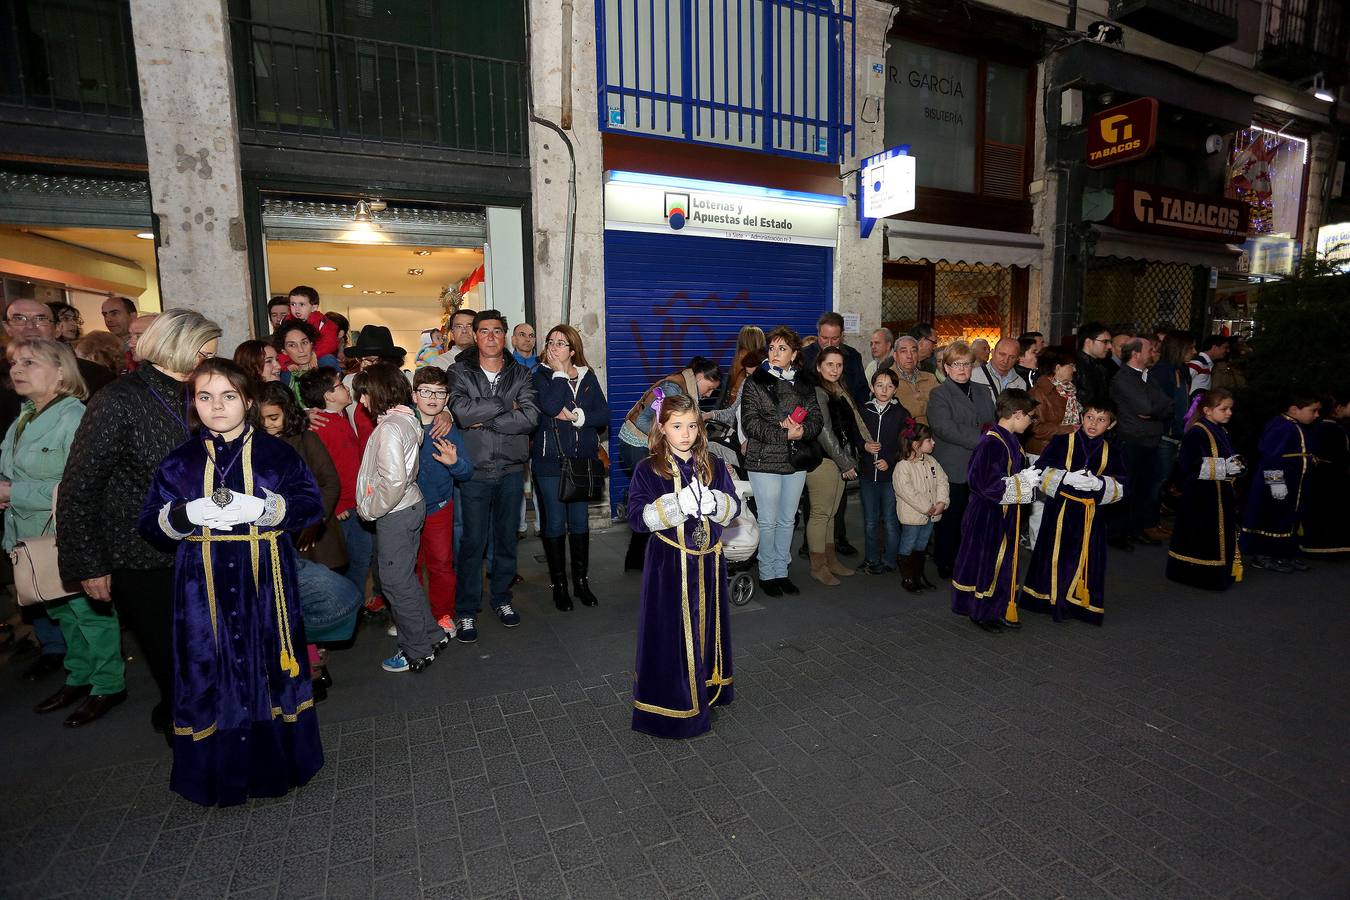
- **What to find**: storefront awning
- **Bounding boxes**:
[882,220,1042,268]
[1091,225,1241,270]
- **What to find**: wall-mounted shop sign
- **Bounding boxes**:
[1111,181,1249,242]
[1316,221,1350,269]
[1087,97,1158,169]
[603,171,844,247]
[1237,235,1297,276]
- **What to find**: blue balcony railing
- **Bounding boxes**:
[596,0,855,163]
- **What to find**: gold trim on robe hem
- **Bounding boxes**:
[173,698,316,741]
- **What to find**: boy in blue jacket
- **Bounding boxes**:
[413,367,474,634]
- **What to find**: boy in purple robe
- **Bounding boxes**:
[627,393,740,739]
[139,359,325,806]
[1242,392,1320,573]
[1020,400,1127,625]
[951,389,1040,633]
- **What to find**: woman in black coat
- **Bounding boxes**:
[57,309,223,738]
[739,326,822,597]
[531,325,610,611]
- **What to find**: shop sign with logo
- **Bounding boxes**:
[1238,235,1298,276]
[1111,181,1249,242]
[604,174,842,247]
[1087,98,1158,168]
[1316,221,1350,268]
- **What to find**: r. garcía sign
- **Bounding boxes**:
[1111,181,1249,242]
[1087,97,1158,169]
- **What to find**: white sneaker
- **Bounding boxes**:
[437,615,457,638]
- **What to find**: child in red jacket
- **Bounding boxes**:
[277,286,341,367]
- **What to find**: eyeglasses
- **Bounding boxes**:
[415,388,448,399]
[196,349,216,361]
[545,339,571,349]
[947,361,973,370]
[7,314,53,327]
[57,312,83,323]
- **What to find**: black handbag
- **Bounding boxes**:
[788,438,825,472]
[553,419,604,503]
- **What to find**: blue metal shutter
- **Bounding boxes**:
[603,229,833,513]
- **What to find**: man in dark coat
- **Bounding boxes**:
[1108,337,1173,549]
[799,311,866,556]
[1072,321,1114,409]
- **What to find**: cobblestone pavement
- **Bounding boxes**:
[2,527,1348,899]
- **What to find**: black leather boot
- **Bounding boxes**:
[542,536,572,611]
[914,550,937,590]
[570,533,599,607]
[900,553,921,593]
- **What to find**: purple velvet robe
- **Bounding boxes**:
[627,455,739,740]
[1241,415,1314,557]
[1167,420,1242,590]
[1299,419,1350,556]
[138,427,325,807]
[1020,430,1126,625]
[951,426,1029,624]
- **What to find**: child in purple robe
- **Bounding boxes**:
[1166,388,1244,590]
[627,393,740,739]
[1299,390,1350,557]
[1020,400,1127,624]
[1242,391,1320,573]
[950,389,1040,633]
[139,359,325,807]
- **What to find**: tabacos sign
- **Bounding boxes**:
[1087,97,1157,169]
[1111,181,1249,242]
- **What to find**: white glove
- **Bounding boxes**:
[1063,470,1094,491]
[1080,471,1104,492]
[231,494,266,524]
[1018,466,1044,492]
[676,484,700,517]
[1269,483,1289,501]
[1225,455,1245,476]
[184,497,219,526]
[698,488,718,515]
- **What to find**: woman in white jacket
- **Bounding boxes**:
[355,363,449,674]
[891,420,949,593]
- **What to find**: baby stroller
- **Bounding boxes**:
[707,421,758,606]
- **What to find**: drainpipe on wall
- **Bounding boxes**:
[525,0,578,325]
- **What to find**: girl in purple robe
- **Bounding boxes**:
[1242,392,1320,573]
[627,393,740,739]
[1020,401,1127,624]
[139,359,325,806]
[1166,389,1244,590]
[951,390,1040,633]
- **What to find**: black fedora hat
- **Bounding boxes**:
[350,325,406,358]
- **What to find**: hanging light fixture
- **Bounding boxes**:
[353,200,373,223]
[1310,73,1335,103]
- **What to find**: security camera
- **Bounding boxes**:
[1087,21,1123,45]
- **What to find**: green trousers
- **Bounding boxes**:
[45,597,126,695]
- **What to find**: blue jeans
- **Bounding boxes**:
[535,474,590,538]
[456,470,526,617]
[858,479,901,567]
[296,558,362,636]
[748,470,807,581]
[339,513,374,601]
[899,522,934,556]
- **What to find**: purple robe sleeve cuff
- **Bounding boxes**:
[1000,475,1031,505]
[708,490,737,526]
[1198,457,1226,481]
[1041,467,1067,496]
[642,493,688,531]
[257,487,287,527]
[158,502,193,540]
[1100,476,1124,505]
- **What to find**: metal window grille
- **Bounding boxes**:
[0,0,142,131]
[229,17,527,163]
[596,0,854,162]
[1083,258,1205,334]
[932,262,1012,345]
[881,276,920,334]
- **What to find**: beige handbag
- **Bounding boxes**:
[9,486,82,607]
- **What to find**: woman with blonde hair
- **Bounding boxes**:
[57,308,222,740]
[926,340,997,579]
[2,338,127,725]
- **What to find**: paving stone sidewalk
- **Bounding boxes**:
[3,559,1348,900]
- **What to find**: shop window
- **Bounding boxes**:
[1083,259,1202,335]
[884,40,1030,201]
[1227,126,1308,238]
[882,260,1025,341]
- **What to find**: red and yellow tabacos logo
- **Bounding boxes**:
[1086,97,1158,169]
